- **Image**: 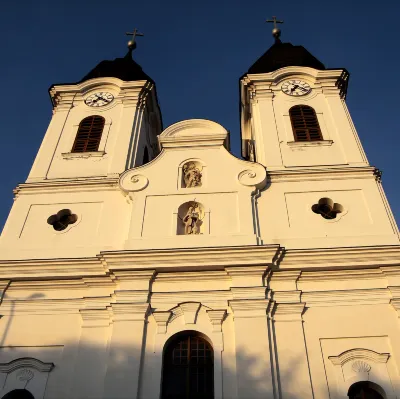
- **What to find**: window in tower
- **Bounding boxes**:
[289,105,323,142]
[71,115,105,152]
[47,209,78,231]
[161,331,214,399]
[312,198,343,220]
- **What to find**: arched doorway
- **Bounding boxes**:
[161,331,214,399]
[1,390,35,399]
[348,381,385,399]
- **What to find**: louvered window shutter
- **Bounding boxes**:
[72,116,105,152]
[289,105,323,142]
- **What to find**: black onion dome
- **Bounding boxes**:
[248,41,325,74]
[79,50,152,83]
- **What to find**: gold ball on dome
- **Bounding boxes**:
[272,28,281,38]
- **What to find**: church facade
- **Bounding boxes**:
[0,26,399,399]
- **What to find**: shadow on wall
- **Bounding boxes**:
[0,300,386,399]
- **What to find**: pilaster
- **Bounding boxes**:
[271,302,313,398]
[229,298,274,399]
[72,309,111,399]
[103,270,154,399]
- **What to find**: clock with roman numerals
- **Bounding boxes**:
[85,92,114,107]
[281,80,311,96]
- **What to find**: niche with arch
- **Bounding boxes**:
[161,331,214,399]
[177,201,206,235]
[180,160,205,189]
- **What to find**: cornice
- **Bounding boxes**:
[298,268,385,283]
[280,246,400,270]
[15,177,119,197]
[0,257,107,279]
[329,348,389,366]
[301,288,391,307]
[100,245,280,271]
[0,298,84,315]
[0,357,54,373]
[267,166,376,183]
[154,271,230,283]
[229,299,270,318]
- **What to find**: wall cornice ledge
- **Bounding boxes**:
[280,246,400,270]
[0,257,107,279]
[16,177,119,196]
[100,245,281,271]
[302,288,391,307]
[268,166,376,183]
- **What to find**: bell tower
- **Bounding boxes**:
[241,19,399,248]
[240,19,367,170]
[27,30,162,182]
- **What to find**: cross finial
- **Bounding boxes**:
[126,28,144,51]
[266,16,284,42]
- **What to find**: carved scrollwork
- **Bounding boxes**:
[119,172,149,192]
[238,167,266,188]
[352,360,371,373]
[16,368,34,382]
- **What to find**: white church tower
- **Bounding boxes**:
[0,22,399,399]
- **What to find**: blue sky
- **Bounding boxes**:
[1,0,399,230]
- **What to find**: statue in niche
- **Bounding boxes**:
[182,202,202,235]
[183,162,202,188]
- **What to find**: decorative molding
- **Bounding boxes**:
[267,166,377,184]
[61,151,105,159]
[80,309,110,327]
[17,177,119,196]
[109,303,149,322]
[280,246,400,270]
[272,290,301,304]
[152,311,172,333]
[352,360,371,373]
[230,287,266,300]
[302,288,391,307]
[119,172,149,192]
[101,245,280,272]
[0,358,54,373]
[225,265,269,287]
[287,140,333,148]
[272,303,305,322]
[206,310,227,332]
[179,302,201,324]
[237,167,267,189]
[329,348,390,366]
[158,119,228,149]
[16,368,34,382]
[229,299,269,318]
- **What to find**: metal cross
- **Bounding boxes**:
[266,16,284,29]
[126,28,144,50]
[266,16,284,40]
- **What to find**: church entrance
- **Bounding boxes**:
[348,381,385,399]
[161,331,214,399]
[1,390,35,399]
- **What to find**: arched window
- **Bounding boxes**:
[161,331,214,399]
[289,105,323,142]
[72,115,105,152]
[1,390,35,399]
[348,381,385,399]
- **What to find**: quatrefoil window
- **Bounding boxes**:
[47,209,78,231]
[312,198,344,220]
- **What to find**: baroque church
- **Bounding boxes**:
[0,19,398,399]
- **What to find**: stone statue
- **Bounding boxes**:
[182,202,201,235]
[183,162,202,188]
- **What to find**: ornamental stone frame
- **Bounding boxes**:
[0,358,54,399]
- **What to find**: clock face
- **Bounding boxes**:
[281,80,311,96]
[85,92,114,107]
